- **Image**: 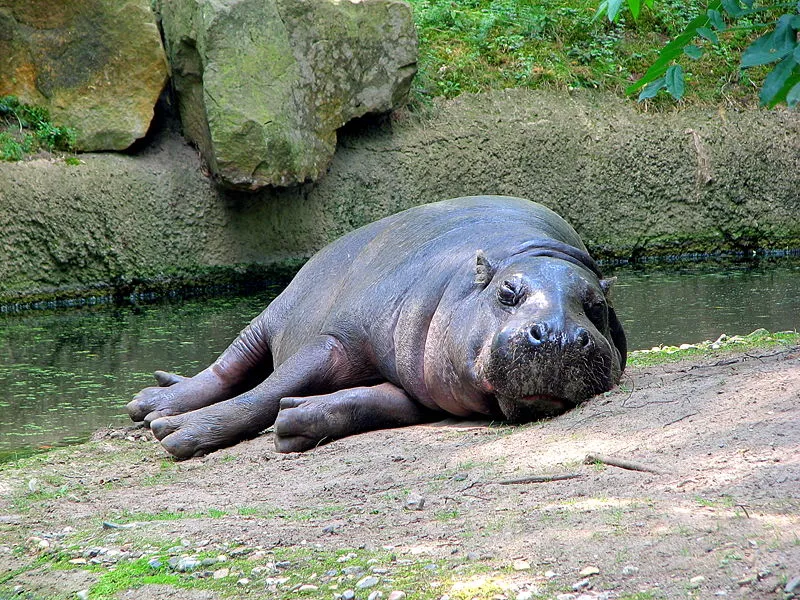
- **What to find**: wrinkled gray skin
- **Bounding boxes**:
[128,196,627,458]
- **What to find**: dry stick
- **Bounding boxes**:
[663,412,698,427]
[585,453,664,474]
[496,473,582,485]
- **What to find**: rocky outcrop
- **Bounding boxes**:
[0,0,168,151]
[158,0,417,190]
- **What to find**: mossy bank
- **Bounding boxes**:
[1,89,799,306]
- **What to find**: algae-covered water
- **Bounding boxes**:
[1,262,798,458]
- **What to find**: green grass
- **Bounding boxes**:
[628,328,799,367]
[0,95,76,161]
[407,0,774,104]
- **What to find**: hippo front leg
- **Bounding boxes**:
[274,383,437,453]
[149,335,359,459]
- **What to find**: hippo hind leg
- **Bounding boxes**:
[274,383,437,453]
[127,312,274,424]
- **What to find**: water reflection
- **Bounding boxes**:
[0,262,798,456]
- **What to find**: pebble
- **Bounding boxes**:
[76,591,89,600]
[343,566,366,577]
[237,578,250,586]
[213,568,229,579]
[544,570,558,579]
[572,579,590,591]
[621,565,638,576]
[341,590,356,600]
[387,592,406,600]
[169,556,202,572]
[513,559,531,571]
[690,575,706,585]
[298,584,319,591]
[368,592,383,600]
[357,575,380,589]
[405,494,425,510]
[147,558,162,569]
[579,566,600,577]
[516,592,534,600]
[786,576,800,594]
[466,552,480,561]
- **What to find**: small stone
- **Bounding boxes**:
[174,557,202,572]
[690,575,706,585]
[517,592,534,600]
[405,494,425,510]
[513,559,531,571]
[322,524,339,534]
[299,584,319,591]
[714,590,728,596]
[148,557,162,568]
[76,591,89,600]
[621,565,638,576]
[275,560,292,568]
[466,552,480,561]
[357,575,380,589]
[237,578,250,586]
[341,590,356,600]
[213,568,230,579]
[371,567,389,574]
[69,558,88,565]
[544,570,558,579]
[387,592,406,600]
[368,592,383,600]
[785,576,800,594]
[572,578,590,591]
[579,566,600,576]
[343,566,365,577]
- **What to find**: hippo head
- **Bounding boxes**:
[464,242,627,422]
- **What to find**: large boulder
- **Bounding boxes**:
[0,0,168,151]
[158,0,417,190]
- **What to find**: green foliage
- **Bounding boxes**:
[0,95,77,161]
[598,0,800,106]
[407,0,758,103]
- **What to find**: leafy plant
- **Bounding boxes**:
[0,95,77,160]
[597,0,800,106]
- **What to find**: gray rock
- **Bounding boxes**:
[786,576,800,594]
[387,593,406,600]
[368,592,383,600]
[341,590,356,600]
[356,575,380,589]
[157,0,417,189]
[147,558,162,569]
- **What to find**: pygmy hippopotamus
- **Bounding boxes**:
[128,196,627,458]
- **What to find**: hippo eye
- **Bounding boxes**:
[584,301,607,327]
[497,280,523,307]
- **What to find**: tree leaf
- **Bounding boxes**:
[626,0,722,94]
[741,0,753,7]
[665,64,686,99]
[741,15,797,68]
[787,81,800,107]
[759,54,798,106]
[795,45,800,63]
[638,77,666,100]
[593,0,609,21]
[684,44,704,59]
[697,27,719,43]
[607,0,624,21]
[707,9,726,31]
[721,0,741,17]
[628,0,641,20]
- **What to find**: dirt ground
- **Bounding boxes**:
[1,346,798,600]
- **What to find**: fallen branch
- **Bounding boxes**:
[584,453,664,474]
[496,473,582,485]
[663,412,698,427]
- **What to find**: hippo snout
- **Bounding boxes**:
[526,321,593,351]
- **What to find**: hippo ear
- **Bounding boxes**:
[474,250,495,286]
[600,276,617,297]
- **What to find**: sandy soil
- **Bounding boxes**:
[0,346,798,600]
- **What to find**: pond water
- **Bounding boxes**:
[1,261,798,458]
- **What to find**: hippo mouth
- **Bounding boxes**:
[495,393,577,422]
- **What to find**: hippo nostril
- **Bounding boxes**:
[528,323,548,345]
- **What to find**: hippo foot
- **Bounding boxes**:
[273,397,342,453]
[150,411,228,460]
[127,370,228,424]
